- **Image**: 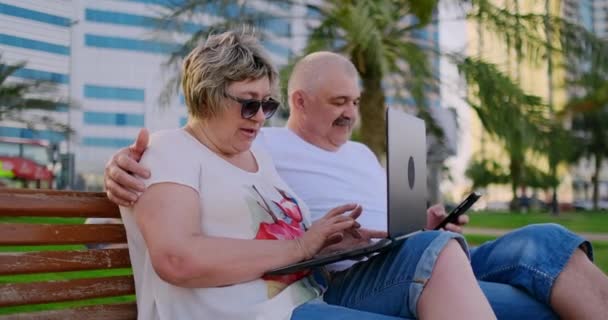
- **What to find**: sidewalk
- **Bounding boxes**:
[466,227,608,242]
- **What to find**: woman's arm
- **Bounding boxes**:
[134,183,357,288]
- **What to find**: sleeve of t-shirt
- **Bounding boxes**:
[139,132,200,192]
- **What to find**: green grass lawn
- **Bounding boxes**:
[467,211,608,233]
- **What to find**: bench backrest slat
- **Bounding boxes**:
[0,190,120,218]
[0,249,131,275]
[0,189,136,318]
[0,224,127,245]
[0,302,137,320]
[0,276,135,307]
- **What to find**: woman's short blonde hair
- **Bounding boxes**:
[181,29,279,119]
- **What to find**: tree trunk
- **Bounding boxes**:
[550,163,559,215]
[592,153,602,210]
[509,157,521,211]
[552,187,559,214]
[359,74,386,157]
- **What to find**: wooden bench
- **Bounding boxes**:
[0,188,136,320]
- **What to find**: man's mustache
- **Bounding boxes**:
[333,116,353,126]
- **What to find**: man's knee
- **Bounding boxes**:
[473,223,584,269]
[510,223,572,239]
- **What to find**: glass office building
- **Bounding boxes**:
[0,0,295,189]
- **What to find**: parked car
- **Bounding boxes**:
[573,200,608,211]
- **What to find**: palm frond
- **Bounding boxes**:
[468,0,608,70]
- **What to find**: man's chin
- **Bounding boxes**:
[330,136,350,148]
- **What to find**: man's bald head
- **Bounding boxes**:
[287,51,359,98]
[286,51,361,152]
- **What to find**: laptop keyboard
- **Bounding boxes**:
[313,238,391,259]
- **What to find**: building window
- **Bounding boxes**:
[261,40,291,57]
[0,3,70,27]
[306,5,323,19]
[83,112,144,127]
[0,34,69,55]
[85,34,179,54]
[12,67,69,84]
[85,8,202,33]
[411,29,429,40]
[82,137,133,148]
[126,0,175,5]
[0,126,65,142]
[261,18,291,37]
[84,84,145,102]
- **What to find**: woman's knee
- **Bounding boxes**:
[435,239,471,268]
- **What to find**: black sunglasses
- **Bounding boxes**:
[224,93,280,119]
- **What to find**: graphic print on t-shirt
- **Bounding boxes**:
[249,184,311,298]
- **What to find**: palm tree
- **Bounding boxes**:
[562,70,608,211]
[456,56,549,209]
[0,55,69,131]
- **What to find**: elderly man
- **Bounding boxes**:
[105,52,607,319]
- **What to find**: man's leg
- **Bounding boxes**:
[550,248,608,319]
[470,223,607,319]
[478,281,557,319]
[291,299,407,320]
[324,231,495,319]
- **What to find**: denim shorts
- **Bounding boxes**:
[293,230,467,319]
[469,223,592,305]
[291,223,591,320]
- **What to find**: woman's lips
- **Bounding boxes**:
[240,128,257,138]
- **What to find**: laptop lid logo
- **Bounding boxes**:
[408,156,415,189]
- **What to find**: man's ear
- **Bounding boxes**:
[290,90,307,113]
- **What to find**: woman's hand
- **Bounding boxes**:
[318,228,388,255]
[295,203,362,260]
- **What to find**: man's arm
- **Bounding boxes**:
[104,129,151,206]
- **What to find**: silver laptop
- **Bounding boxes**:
[265,107,428,275]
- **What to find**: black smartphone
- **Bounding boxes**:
[434,192,481,230]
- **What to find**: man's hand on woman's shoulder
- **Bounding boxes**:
[104,128,151,206]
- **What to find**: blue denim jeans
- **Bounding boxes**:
[291,224,591,319]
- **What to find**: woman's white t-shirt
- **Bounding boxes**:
[120,128,321,320]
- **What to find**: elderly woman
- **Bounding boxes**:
[120,30,496,320]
